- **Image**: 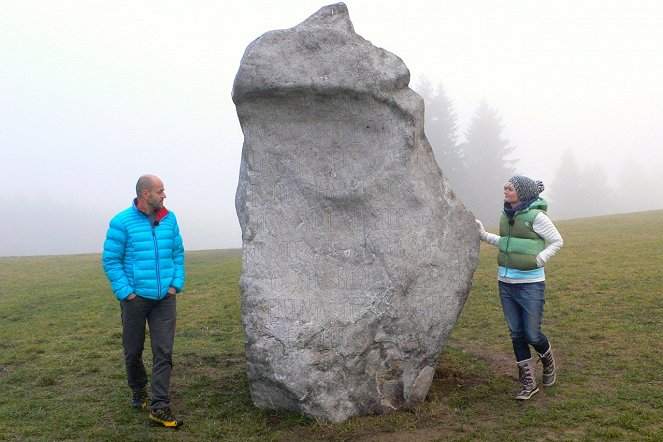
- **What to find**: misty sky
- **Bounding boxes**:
[2,0,662,256]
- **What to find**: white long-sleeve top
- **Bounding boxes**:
[479,212,563,283]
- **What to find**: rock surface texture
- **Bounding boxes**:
[233,3,479,423]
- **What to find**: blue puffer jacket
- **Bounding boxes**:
[102,200,185,300]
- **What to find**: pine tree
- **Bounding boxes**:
[614,158,654,213]
[549,151,613,219]
[461,100,517,222]
[414,76,465,190]
[549,150,583,219]
[581,163,613,217]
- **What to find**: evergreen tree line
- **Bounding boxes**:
[415,77,662,223]
[549,150,660,219]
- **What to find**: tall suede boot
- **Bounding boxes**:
[538,345,556,387]
[516,358,539,400]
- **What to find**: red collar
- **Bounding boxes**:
[133,198,170,222]
[155,206,170,223]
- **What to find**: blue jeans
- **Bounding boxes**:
[120,293,177,410]
[498,281,550,362]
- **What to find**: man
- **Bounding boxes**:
[103,174,185,428]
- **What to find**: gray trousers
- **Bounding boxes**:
[120,294,177,410]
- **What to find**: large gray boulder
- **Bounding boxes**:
[233,3,479,423]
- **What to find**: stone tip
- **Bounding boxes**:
[232,2,408,105]
[297,2,354,35]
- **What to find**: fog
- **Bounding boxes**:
[2,0,662,256]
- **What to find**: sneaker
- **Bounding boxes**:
[148,407,184,428]
[131,386,149,410]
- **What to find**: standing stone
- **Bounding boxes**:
[233,3,479,423]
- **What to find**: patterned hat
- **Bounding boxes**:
[508,176,545,201]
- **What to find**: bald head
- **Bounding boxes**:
[135,174,166,214]
[136,174,159,197]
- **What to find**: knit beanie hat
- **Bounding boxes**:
[508,176,545,201]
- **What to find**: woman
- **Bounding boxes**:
[476,176,563,400]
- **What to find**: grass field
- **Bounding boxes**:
[1,210,662,441]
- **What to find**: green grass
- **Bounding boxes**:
[1,211,663,441]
